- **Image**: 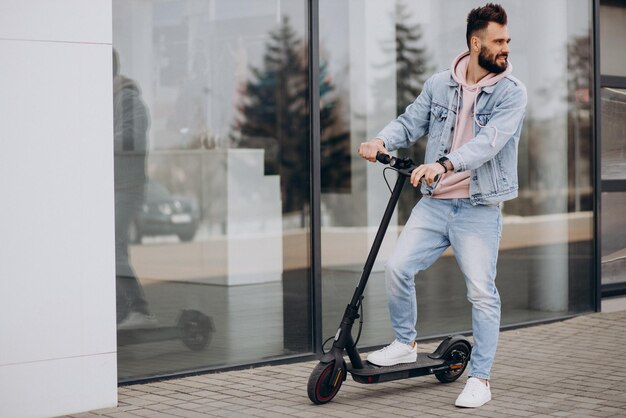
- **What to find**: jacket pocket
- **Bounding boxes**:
[478,160,499,193]
[474,113,491,134]
[429,104,449,142]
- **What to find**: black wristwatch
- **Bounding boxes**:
[437,157,450,173]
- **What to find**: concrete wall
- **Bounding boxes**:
[0,1,117,417]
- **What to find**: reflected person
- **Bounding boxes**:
[113,48,156,329]
[358,3,526,408]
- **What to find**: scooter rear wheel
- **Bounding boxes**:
[307,362,343,404]
[178,310,213,351]
[435,341,470,383]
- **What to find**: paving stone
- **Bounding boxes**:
[59,310,626,418]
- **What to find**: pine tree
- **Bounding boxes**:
[394,2,430,117]
[381,1,432,222]
[566,33,592,212]
[319,59,350,193]
[234,16,349,214]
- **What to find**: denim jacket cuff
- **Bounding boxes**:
[447,153,465,172]
[375,136,395,152]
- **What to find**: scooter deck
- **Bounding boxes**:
[348,353,445,384]
[116,310,214,350]
[117,325,184,345]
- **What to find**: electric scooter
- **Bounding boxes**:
[117,309,215,351]
[307,152,471,405]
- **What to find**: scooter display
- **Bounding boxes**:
[307,152,471,404]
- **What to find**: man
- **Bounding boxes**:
[113,48,157,329]
[358,3,526,408]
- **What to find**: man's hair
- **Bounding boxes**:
[466,3,508,48]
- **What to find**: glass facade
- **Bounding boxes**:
[600,0,626,290]
[601,192,626,286]
[601,88,626,180]
[599,84,626,287]
[319,0,594,347]
[113,0,312,381]
[599,1,626,77]
[113,0,598,381]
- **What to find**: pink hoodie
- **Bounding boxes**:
[434,51,512,198]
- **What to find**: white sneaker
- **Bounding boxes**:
[455,377,491,408]
[366,340,417,366]
[118,312,159,330]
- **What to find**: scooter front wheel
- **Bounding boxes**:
[307,361,344,404]
[178,310,214,351]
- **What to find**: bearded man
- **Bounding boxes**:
[358,3,527,408]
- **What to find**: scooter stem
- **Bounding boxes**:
[322,172,407,372]
[350,173,407,308]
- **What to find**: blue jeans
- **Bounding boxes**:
[386,197,502,380]
[115,186,149,322]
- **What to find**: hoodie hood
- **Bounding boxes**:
[451,50,512,90]
[114,75,142,95]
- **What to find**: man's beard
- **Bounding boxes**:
[478,47,508,74]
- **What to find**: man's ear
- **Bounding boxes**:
[471,36,480,53]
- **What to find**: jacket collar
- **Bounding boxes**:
[447,73,498,94]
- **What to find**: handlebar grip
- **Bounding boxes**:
[376,152,392,164]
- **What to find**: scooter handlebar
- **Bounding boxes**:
[375,152,416,173]
[375,152,439,183]
[375,152,393,165]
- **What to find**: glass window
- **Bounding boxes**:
[319,0,594,348]
[601,88,626,180]
[602,192,626,286]
[600,87,626,287]
[600,1,626,77]
[113,0,311,381]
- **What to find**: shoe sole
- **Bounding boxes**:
[455,398,491,408]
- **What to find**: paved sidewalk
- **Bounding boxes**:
[72,309,626,418]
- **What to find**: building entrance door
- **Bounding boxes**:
[599,1,626,296]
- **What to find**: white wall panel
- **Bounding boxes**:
[0,39,115,365]
[0,0,111,44]
[0,1,116,416]
[0,353,117,418]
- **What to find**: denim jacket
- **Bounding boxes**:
[376,68,527,205]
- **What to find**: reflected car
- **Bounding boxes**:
[129,180,200,243]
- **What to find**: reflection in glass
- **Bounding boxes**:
[600,2,626,78]
[319,0,594,348]
[113,47,153,327]
[600,84,626,286]
[601,88,626,180]
[601,192,626,286]
[113,0,311,381]
[234,17,350,211]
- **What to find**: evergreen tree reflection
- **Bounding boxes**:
[233,16,350,217]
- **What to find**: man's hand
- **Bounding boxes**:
[358,138,387,162]
[410,163,446,187]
